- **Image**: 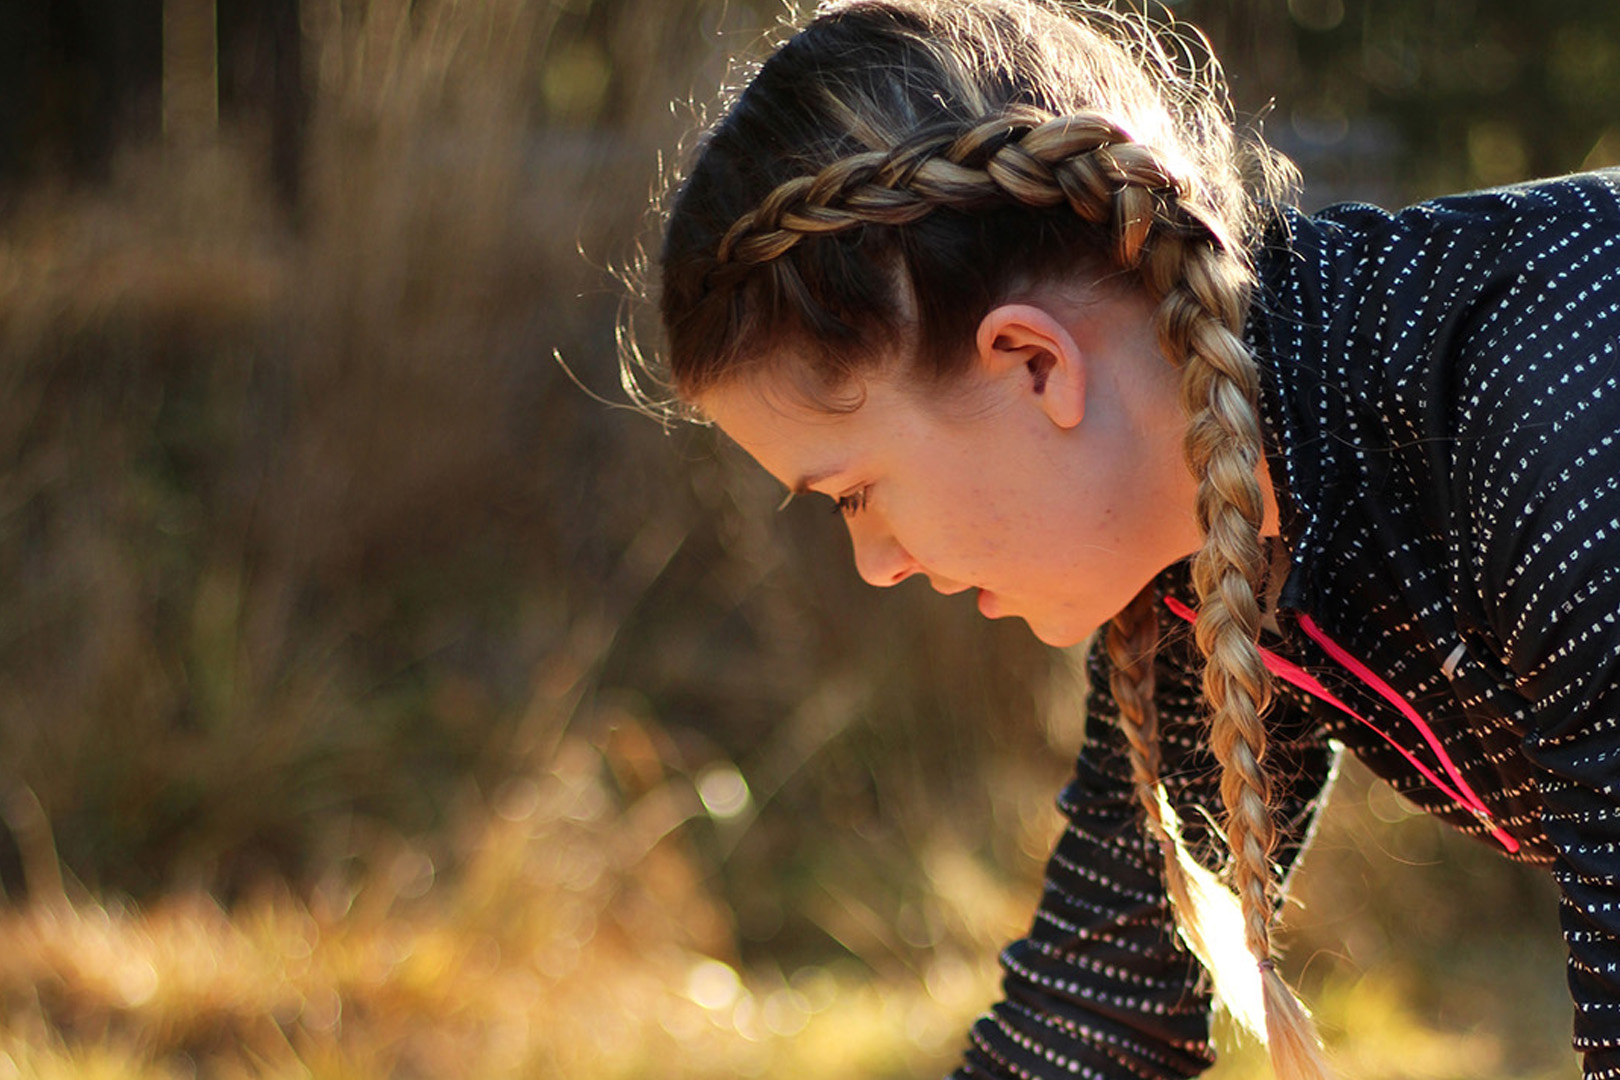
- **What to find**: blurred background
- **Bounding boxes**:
[0,0,1612,1076]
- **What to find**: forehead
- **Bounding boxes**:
[699,369,939,492]
[698,368,859,427]
[697,374,866,484]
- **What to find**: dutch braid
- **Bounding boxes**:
[712,110,1223,271]
[712,111,1330,1080]
[1106,585,1268,1043]
[1163,233,1331,1080]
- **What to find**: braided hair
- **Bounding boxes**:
[643,2,1324,1075]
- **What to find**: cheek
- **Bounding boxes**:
[907,488,1025,572]
[908,450,1072,577]
[943,499,1021,568]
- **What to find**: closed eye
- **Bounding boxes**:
[833,488,869,518]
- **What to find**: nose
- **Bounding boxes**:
[847,516,917,588]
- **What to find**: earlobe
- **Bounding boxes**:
[975,303,1086,430]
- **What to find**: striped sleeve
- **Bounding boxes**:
[1451,176,1620,1079]
[950,603,1337,1080]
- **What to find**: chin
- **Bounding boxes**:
[981,593,1101,649]
[1023,616,1097,650]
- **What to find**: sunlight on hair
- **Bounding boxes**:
[1154,785,1266,1043]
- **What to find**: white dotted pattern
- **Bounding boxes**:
[950,172,1620,1079]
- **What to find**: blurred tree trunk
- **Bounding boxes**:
[0,0,163,183]
[218,0,306,212]
[162,0,218,139]
[0,0,305,210]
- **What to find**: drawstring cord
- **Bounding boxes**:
[1163,596,1519,855]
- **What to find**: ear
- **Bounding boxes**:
[974,302,1086,429]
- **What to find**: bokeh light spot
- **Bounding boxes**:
[697,763,751,820]
[762,988,811,1036]
[1469,121,1528,187]
[1288,0,1345,32]
[686,957,742,1011]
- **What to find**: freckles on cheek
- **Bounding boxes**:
[1086,501,1129,548]
[964,501,1012,551]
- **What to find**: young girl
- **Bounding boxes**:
[637,1,1620,1076]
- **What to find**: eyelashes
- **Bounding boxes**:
[833,488,869,518]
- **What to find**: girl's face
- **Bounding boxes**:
[699,291,1220,648]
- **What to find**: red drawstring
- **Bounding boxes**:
[1162,596,1519,855]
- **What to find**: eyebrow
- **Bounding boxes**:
[777,469,841,511]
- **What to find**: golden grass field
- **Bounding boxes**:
[0,754,1577,1079]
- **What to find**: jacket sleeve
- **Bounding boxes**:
[1448,191,1620,1077]
[949,600,1338,1080]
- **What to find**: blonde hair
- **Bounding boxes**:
[644,2,1325,1075]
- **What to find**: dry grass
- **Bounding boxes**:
[0,755,1578,1080]
[0,729,1025,1080]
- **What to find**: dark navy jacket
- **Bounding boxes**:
[953,172,1620,1080]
